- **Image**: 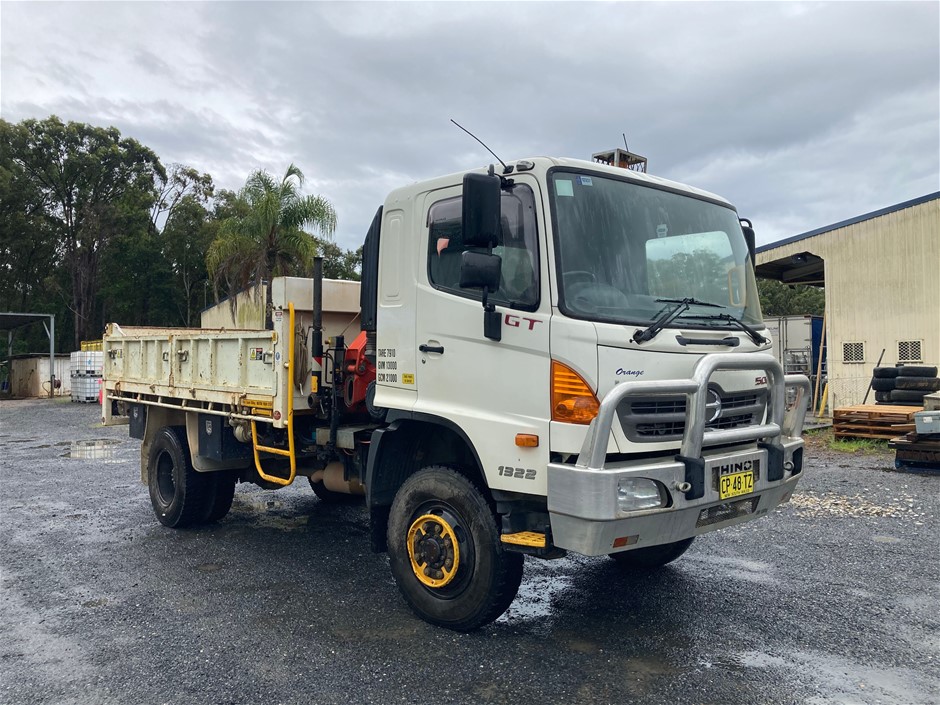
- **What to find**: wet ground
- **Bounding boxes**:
[1,397,937,705]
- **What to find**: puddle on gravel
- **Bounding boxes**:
[720,649,934,705]
[61,439,121,462]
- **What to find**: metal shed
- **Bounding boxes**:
[756,192,940,411]
[7,354,71,398]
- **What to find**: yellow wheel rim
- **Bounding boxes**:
[407,513,461,588]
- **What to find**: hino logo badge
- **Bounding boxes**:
[705,389,722,423]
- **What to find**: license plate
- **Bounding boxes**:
[719,471,754,499]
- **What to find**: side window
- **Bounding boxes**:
[428,196,464,292]
[427,185,539,309]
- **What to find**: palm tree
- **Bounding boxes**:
[206,164,336,321]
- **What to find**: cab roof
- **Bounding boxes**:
[385,156,734,210]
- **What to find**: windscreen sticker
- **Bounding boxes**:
[577,176,593,187]
[555,179,574,197]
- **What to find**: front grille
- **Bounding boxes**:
[720,394,761,410]
[634,412,757,438]
[631,399,686,415]
[696,497,760,527]
[619,389,767,442]
[710,412,757,430]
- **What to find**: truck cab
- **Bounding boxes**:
[363,157,808,627]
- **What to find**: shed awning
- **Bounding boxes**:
[754,251,825,287]
[0,312,54,330]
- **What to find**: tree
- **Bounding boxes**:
[0,122,57,314]
[4,116,164,346]
[313,237,362,281]
[150,163,213,234]
[98,219,175,328]
[757,279,825,317]
[206,164,336,317]
[0,123,64,354]
[161,196,216,325]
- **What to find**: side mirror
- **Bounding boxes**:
[740,218,756,264]
[459,251,503,341]
[459,251,501,290]
[462,172,501,248]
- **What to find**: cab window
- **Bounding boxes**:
[427,185,539,310]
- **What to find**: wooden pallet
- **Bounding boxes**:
[833,404,922,440]
[889,433,940,471]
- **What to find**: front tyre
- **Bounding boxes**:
[609,537,695,569]
[147,426,212,528]
[387,466,523,631]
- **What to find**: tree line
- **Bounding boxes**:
[0,116,361,354]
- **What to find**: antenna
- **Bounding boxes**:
[623,132,629,151]
[450,119,509,172]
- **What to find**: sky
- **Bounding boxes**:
[2,1,938,251]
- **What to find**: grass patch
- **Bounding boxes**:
[803,427,891,454]
[829,437,890,454]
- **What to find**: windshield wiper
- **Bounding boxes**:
[679,313,768,346]
[632,298,724,344]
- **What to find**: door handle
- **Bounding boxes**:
[419,344,445,355]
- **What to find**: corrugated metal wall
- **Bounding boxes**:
[758,197,939,411]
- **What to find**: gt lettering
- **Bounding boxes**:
[497,466,537,480]
[504,314,541,331]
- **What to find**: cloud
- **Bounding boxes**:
[2,1,937,250]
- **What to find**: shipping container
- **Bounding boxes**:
[763,315,825,376]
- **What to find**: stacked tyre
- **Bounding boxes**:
[871,365,939,406]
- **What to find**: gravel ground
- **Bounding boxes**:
[1,397,937,705]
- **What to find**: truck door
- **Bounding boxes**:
[413,178,551,494]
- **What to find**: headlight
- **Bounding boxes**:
[617,478,666,512]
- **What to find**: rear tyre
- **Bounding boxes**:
[147,426,212,528]
[872,367,901,379]
[870,378,896,392]
[205,471,237,522]
[387,466,524,631]
[609,537,695,569]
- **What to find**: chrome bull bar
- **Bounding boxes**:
[575,353,811,498]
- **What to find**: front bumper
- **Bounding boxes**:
[547,353,811,556]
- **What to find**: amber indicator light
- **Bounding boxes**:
[551,360,600,424]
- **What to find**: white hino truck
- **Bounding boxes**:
[103,155,811,631]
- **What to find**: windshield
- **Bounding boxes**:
[550,170,763,327]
